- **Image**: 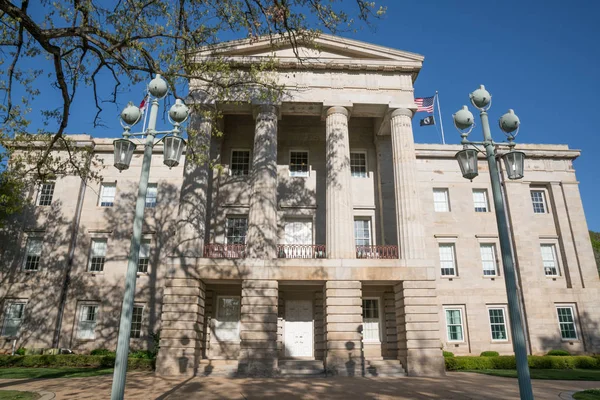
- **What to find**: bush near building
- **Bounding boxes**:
[445,355,600,371]
[0,355,154,370]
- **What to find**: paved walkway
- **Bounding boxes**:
[0,372,598,399]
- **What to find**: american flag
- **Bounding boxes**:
[415,96,435,113]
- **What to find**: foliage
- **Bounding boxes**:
[0,390,39,400]
[547,349,571,356]
[445,355,600,371]
[480,351,500,357]
[15,347,26,356]
[0,354,154,370]
[574,389,600,400]
[590,231,600,276]
[149,330,161,358]
[443,351,454,358]
[468,369,600,381]
[90,348,115,356]
[0,367,113,379]
[129,350,154,359]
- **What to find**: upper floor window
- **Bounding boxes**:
[23,237,42,271]
[89,239,107,272]
[284,220,313,245]
[137,239,151,273]
[131,305,144,339]
[354,218,372,246]
[77,304,98,340]
[473,189,489,212]
[433,188,450,212]
[350,152,367,178]
[2,302,25,337]
[531,190,547,214]
[226,217,248,244]
[145,184,158,208]
[439,243,457,277]
[556,305,577,340]
[231,150,250,176]
[540,243,559,276]
[37,182,55,206]
[289,151,309,177]
[99,183,116,207]
[480,244,498,276]
[445,308,464,342]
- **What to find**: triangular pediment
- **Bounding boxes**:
[194,33,423,72]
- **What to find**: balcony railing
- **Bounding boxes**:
[204,244,247,259]
[277,244,327,259]
[356,245,399,259]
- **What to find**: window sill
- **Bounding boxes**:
[482,275,499,280]
[440,276,458,280]
[560,339,580,343]
[87,271,105,276]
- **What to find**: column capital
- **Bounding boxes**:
[252,104,280,120]
[325,106,350,119]
[390,108,414,119]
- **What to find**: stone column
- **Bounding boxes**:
[175,111,213,257]
[394,281,444,376]
[156,278,205,376]
[246,105,278,259]
[325,107,355,259]
[239,279,278,375]
[390,109,427,260]
[324,280,362,376]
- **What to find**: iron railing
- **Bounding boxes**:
[277,244,327,259]
[203,244,247,259]
[355,245,399,259]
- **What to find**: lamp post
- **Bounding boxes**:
[453,85,532,400]
[110,74,189,400]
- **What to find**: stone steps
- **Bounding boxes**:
[198,359,239,377]
[277,359,325,376]
[364,359,406,377]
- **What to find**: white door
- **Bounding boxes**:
[284,299,313,357]
[213,296,240,342]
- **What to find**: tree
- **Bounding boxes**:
[590,230,600,276]
[0,0,384,222]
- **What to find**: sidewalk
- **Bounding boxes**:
[0,372,598,399]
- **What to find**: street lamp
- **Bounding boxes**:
[110,74,189,400]
[453,85,534,400]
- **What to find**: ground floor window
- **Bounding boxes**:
[77,304,98,340]
[556,305,577,340]
[488,307,508,341]
[131,305,144,339]
[445,308,464,342]
[214,296,240,342]
[362,298,381,342]
[2,302,25,337]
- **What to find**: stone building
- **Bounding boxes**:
[1,35,599,377]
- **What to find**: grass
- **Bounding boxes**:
[0,367,113,379]
[0,390,40,400]
[574,389,600,400]
[464,369,600,381]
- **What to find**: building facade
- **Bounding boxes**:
[1,35,599,377]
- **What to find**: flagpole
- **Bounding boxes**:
[435,91,446,144]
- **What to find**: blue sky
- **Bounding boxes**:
[20,0,600,230]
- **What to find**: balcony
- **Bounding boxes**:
[277,244,327,259]
[203,244,247,259]
[356,245,399,259]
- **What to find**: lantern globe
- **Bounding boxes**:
[149,74,168,98]
[453,106,475,131]
[120,102,142,126]
[113,138,136,171]
[455,148,479,180]
[469,85,491,109]
[502,150,525,180]
[169,99,189,124]
[163,135,185,168]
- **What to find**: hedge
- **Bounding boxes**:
[0,355,154,370]
[445,355,600,371]
[480,351,500,357]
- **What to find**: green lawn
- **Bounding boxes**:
[574,389,600,400]
[0,390,40,400]
[0,367,113,379]
[465,369,600,381]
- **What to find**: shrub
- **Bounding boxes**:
[546,350,571,356]
[90,348,115,356]
[480,351,499,357]
[15,348,26,356]
[0,354,153,370]
[491,356,516,369]
[443,351,454,358]
[445,355,600,371]
[447,356,494,371]
[129,350,154,360]
[445,356,458,371]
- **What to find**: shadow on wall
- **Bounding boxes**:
[536,310,600,354]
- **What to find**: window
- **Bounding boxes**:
[289,151,309,177]
[77,304,98,340]
[226,217,248,244]
[131,305,144,339]
[231,150,250,176]
[89,239,107,272]
[137,239,151,273]
[362,298,381,342]
[215,296,240,342]
[473,189,489,212]
[445,309,464,342]
[37,182,55,206]
[350,152,367,178]
[433,188,450,212]
[480,244,498,276]
[99,183,116,207]
[439,243,457,277]
[354,219,372,246]
[23,237,42,271]
[556,306,577,340]
[284,220,312,245]
[488,308,508,341]
[531,190,547,214]
[2,302,25,337]
[540,244,559,276]
[145,184,157,208]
